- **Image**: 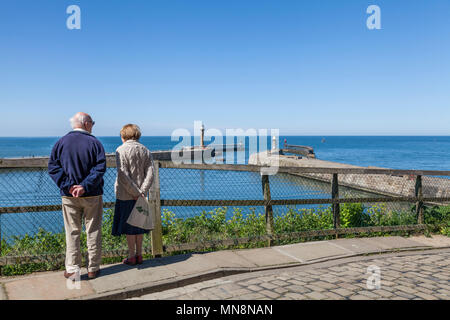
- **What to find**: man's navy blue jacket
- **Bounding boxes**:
[48,131,106,197]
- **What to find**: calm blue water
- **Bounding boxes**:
[1,136,449,242]
[1,136,450,170]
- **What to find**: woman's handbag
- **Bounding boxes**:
[127,196,155,230]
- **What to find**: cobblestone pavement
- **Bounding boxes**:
[131,251,450,300]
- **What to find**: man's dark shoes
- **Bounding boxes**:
[88,270,100,279]
[64,271,76,280]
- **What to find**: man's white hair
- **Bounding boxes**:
[69,113,91,129]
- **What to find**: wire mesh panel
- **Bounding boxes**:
[358,201,417,226]
[157,164,450,250]
[2,159,450,274]
[0,168,118,241]
[283,172,417,199]
[422,175,450,199]
[103,167,118,203]
[160,168,264,201]
[272,204,334,235]
[270,172,332,200]
[159,168,265,218]
[159,167,267,247]
[336,173,416,216]
[0,168,61,207]
[0,166,152,273]
[0,167,65,258]
[337,173,416,198]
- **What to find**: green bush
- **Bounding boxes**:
[423,205,450,233]
[274,206,333,233]
[340,203,369,228]
[367,203,416,226]
[1,203,449,276]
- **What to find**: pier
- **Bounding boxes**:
[281,142,316,158]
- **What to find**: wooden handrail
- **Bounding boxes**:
[2,156,450,176]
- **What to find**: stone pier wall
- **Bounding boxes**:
[248,151,450,199]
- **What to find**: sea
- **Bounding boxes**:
[1,136,450,241]
[1,136,450,170]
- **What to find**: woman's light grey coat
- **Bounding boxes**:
[114,140,155,201]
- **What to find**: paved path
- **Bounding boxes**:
[133,250,450,300]
[1,235,450,300]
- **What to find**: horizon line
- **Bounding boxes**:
[1,134,450,138]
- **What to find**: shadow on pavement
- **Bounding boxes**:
[81,253,193,280]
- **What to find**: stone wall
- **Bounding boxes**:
[248,151,450,199]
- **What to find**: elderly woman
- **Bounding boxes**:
[112,124,155,265]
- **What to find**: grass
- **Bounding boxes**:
[1,203,449,276]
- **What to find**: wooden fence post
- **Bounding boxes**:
[150,161,163,257]
[415,175,424,224]
[332,173,340,237]
[261,174,274,246]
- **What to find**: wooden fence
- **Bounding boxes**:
[1,157,450,266]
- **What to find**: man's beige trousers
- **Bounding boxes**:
[62,196,103,273]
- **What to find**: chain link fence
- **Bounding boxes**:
[1,158,450,274]
[157,162,450,252]
[0,165,151,274]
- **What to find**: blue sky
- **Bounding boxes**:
[0,0,449,136]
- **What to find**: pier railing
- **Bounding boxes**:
[1,156,450,273]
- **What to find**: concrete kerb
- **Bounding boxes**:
[78,269,244,300]
[77,244,450,300]
[0,283,8,300]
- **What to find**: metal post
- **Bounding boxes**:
[332,173,340,237]
[150,161,163,257]
[261,174,274,246]
[415,175,424,224]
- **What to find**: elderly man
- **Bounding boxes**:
[48,112,106,280]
